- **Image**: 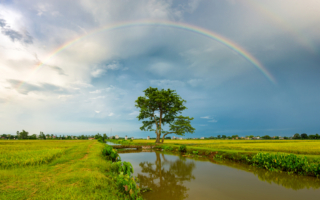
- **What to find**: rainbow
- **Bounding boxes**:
[17,19,276,89]
[242,0,317,54]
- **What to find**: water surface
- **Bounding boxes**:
[119,151,320,200]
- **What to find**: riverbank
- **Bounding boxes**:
[108,139,320,177]
[0,140,135,199]
[119,148,320,200]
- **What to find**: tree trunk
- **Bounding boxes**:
[155,130,161,143]
[161,134,166,143]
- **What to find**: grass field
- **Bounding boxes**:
[0,140,123,200]
[130,139,320,157]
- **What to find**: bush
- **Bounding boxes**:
[250,153,320,177]
[192,151,198,155]
[178,145,187,152]
[102,145,120,162]
[162,145,173,151]
[116,173,142,200]
[111,161,134,176]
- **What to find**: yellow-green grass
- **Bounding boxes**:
[0,140,122,200]
[131,139,320,158]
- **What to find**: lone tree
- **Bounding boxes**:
[135,87,195,143]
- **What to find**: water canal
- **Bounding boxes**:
[119,150,320,200]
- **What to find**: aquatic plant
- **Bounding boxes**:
[250,153,320,177]
[178,144,187,152]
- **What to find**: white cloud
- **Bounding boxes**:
[200,116,211,119]
[129,111,139,116]
[150,79,185,88]
[95,110,100,113]
[208,119,217,123]
[58,95,72,99]
[108,112,114,116]
[90,90,101,94]
[91,62,120,78]
[90,96,105,100]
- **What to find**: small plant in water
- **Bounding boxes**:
[193,151,198,155]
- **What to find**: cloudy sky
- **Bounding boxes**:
[1,0,319,137]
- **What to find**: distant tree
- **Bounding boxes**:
[221,135,226,139]
[293,133,301,139]
[39,132,46,140]
[18,130,29,139]
[29,134,37,140]
[284,136,288,139]
[95,133,101,139]
[135,87,195,143]
[217,135,221,139]
[309,135,315,139]
[262,135,271,139]
[301,133,308,139]
[231,135,239,139]
[315,134,320,139]
[249,135,254,138]
[274,136,279,139]
[103,133,107,141]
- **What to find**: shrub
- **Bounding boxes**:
[192,151,198,155]
[102,145,120,162]
[111,161,134,176]
[250,153,320,177]
[178,145,187,152]
[162,145,173,151]
[116,173,142,200]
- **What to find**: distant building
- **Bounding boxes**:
[172,136,176,140]
[131,137,134,140]
[200,137,204,139]
[125,136,127,140]
[236,137,239,140]
[88,138,94,140]
[147,136,150,140]
[256,137,260,140]
[115,135,119,139]
[180,137,183,140]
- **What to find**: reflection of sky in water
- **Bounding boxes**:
[120,152,320,200]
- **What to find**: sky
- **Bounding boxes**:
[0,0,319,138]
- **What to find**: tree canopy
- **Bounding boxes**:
[135,87,195,143]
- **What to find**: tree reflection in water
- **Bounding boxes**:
[138,152,196,200]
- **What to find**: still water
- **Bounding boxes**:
[119,150,320,200]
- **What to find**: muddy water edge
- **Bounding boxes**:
[118,149,320,200]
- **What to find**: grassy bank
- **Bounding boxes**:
[0,140,134,199]
[108,139,320,177]
[127,139,320,157]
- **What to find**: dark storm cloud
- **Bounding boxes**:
[0,18,33,44]
[7,79,71,95]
